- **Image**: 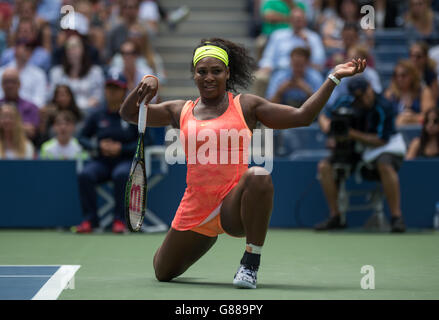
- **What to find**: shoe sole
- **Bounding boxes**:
[233,279,256,289]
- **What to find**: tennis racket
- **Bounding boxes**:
[124,101,148,232]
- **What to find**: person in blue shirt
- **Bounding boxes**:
[269,46,324,107]
[74,72,143,234]
[316,76,406,233]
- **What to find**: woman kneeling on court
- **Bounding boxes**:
[119,38,366,289]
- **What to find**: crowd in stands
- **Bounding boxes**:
[0,0,439,162]
[247,0,439,160]
[0,0,181,161]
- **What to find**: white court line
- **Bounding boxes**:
[0,275,51,278]
[32,265,81,300]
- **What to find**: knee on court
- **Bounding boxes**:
[153,253,175,282]
[243,166,274,195]
[154,268,174,282]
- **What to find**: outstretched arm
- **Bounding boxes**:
[246,59,366,129]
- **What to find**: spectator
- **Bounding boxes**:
[0,67,39,141]
[1,18,51,72]
[74,72,141,234]
[38,84,83,146]
[0,38,48,108]
[320,0,360,50]
[311,0,338,32]
[409,41,439,102]
[0,103,35,159]
[106,0,145,61]
[10,0,53,53]
[75,0,107,63]
[255,0,294,60]
[138,0,161,37]
[324,22,361,71]
[0,3,13,58]
[109,40,155,92]
[49,34,105,112]
[318,0,374,49]
[40,110,88,160]
[374,0,405,29]
[35,0,62,28]
[404,0,439,46]
[126,23,166,83]
[326,44,382,109]
[255,7,325,98]
[406,107,439,159]
[384,59,435,126]
[270,47,324,107]
[316,76,406,233]
[429,44,439,77]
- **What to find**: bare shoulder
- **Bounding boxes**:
[159,99,188,128]
[163,99,187,114]
[239,93,264,107]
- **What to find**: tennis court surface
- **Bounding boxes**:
[0,229,438,300]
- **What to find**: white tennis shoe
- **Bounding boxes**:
[233,265,258,289]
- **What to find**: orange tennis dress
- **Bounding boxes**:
[171,92,252,237]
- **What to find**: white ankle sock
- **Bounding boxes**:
[246,243,262,255]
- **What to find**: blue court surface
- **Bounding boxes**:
[0,265,80,300]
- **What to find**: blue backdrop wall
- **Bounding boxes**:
[0,160,438,229]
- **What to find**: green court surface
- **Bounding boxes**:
[1,229,438,300]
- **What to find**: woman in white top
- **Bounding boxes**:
[49,34,104,113]
[0,103,34,159]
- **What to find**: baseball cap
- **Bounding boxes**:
[105,70,127,89]
[347,76,370,99]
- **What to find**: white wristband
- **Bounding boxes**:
[328,74,340,85]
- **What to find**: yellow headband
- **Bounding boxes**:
[193,45,229,67]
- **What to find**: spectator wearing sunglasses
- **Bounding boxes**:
[409,42,439,103]
[384,59,435,126]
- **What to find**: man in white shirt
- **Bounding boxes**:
[0,39,47,108]
[254,7,325,99]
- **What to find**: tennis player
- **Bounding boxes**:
[119,38,366,289]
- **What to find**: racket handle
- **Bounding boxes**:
[138,101,147,133]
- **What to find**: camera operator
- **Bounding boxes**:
[315,76,406,233]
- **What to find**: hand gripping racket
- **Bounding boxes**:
[124,101,148,232]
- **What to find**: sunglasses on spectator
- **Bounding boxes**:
[410,53,424,59]
[394,72,408,78]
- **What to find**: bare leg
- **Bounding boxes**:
[377,162,402,218]
[153,229,217,282]
[318,159,340,217]
[220,166,274,247]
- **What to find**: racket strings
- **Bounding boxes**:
[128,164,146,229]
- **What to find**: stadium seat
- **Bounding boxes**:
[374,29,408,47]
[274,124,327,158]
[334,163,389,231]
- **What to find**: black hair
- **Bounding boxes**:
[191,38,256,93]
[419,107,439,156]
[52,84,83,123]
